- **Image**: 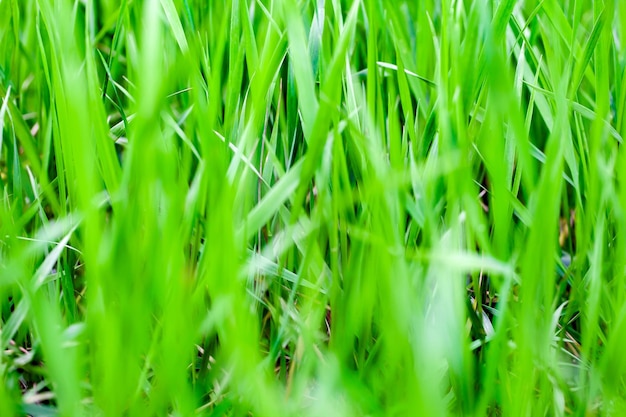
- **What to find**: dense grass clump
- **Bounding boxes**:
[1,0,626,415]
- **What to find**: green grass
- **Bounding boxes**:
[1,0,626,415]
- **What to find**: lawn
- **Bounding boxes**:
[1,0,626,416]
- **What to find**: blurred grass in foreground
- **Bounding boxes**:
[2,0,626,416]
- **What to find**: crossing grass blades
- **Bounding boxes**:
[1,1,626,416]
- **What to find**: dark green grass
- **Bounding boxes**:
[1,0,626,416]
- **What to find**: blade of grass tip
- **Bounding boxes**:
[288,1,359,223]
[569,7,606,99]
[392,55,418,161]
[0,80,60,213]
[240,0,259,74]
[387,75,403,172]
[364,0,379,125]
[85,4,122,196]
[523,81,622,143]
[0,299,29,349]
[215,129,267,185]
[280,0,318,139]
[379,0,431,120]
[492,0,516,40]
[540,0,574,51]
[24,166,49,227]
[224,0,244,137]
[31,226,76,290]
[17,214,83,257]
[308,0,324,80]
[226,24,287,185]
[97,47,129,123]
[510,1,545,57]
[9,132,24,216]
[237,158,304,242]
[376,62,437,87]
[159,0,189,53]
[101,0,127,101]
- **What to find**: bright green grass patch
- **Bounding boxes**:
[1,0,626,416]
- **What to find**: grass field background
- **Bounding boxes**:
[1,0,626,415]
